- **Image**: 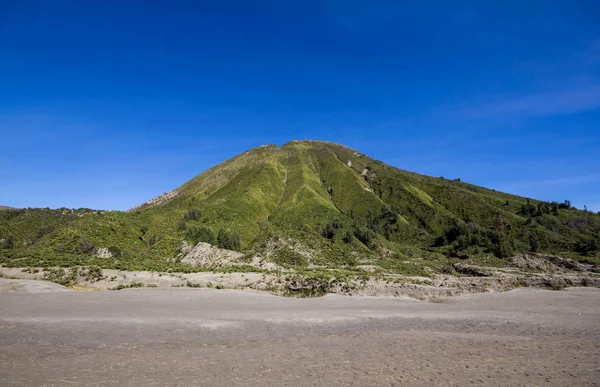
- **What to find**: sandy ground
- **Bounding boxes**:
[1,283,599,386]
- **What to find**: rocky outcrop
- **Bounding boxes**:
[95,248,112,259]
[176,242,244,268]
[510,253,592,272]
[129,189,179,211]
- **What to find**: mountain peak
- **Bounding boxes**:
[2,141,598,279]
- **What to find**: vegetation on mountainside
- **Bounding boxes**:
[1,141,599,279]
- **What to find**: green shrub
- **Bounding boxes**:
[217,229,240,251]
[436,221,517,258]
[183,209,201,221]
[321,223,337,239]
[148,234,158,247]
[185,225,216,245]
[528,232,540,252]
[75,237,95,254]
[112,282,144,290]
[107,246,122,257]
[34,226,55,242]
[353,226,375,246]
[496,237,514,258]
[576,238,598,255]
[342,230,354,243]
[558,200,571,209]
[84,266,104,282]
[273,246,308,267]
[2,236,14,249]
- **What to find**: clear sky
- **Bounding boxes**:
[1,0,599,211]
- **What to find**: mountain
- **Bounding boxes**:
[1,140,599,277]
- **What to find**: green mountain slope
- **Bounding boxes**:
[1,140,599,274]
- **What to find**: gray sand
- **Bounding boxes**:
[1,284,599,386]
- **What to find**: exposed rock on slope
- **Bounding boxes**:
[175,242,244,268]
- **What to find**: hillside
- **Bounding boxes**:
[1,140,599,294]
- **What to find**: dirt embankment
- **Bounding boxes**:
[1,253,598,299]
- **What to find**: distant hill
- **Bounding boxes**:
[1,140,598,275]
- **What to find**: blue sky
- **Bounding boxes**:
[1,0,599,211]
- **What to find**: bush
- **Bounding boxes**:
[321,223,337,239]
[321,219,344,240]
[108,246,122,257]
[183,209,201,221]
[528,232,540,252]
[354,226,375,246]
[342,230,354,243]
[35,226,55,242]
[520,203,537,217]
[84,266,104,282]
[576,238,598,254]
[2,236,14,249]
[76,237,95,254]
[496,237,514,258]
[558,200,571,209]
[217,229,241,251]
[436,221,517,258]
[185,225,216,245]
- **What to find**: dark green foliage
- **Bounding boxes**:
[112,282,145,290]
[520,201,537,216]
[183,209,201,221]
[35,226,55,242]
[108,246,122,257]
[378,206,401,239]
[186,225,216,245]
[435,221,517,259]
[2,236,14,249]
[528,232,540,252]
[536,203,551,216]
[347,206,401,244]
[576,238,598,255]
[353,224,375,246]
[496,237,515,258]
[342,230,354,243]
[177,219,187,230]
[551,202,559,215]
[84,266,104,281]
[321,220,341,239]
[559,200,571,209]
[217,229,241,251]
[520,201,555,218]
[76,237,95,254]
[148,234,157,247]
